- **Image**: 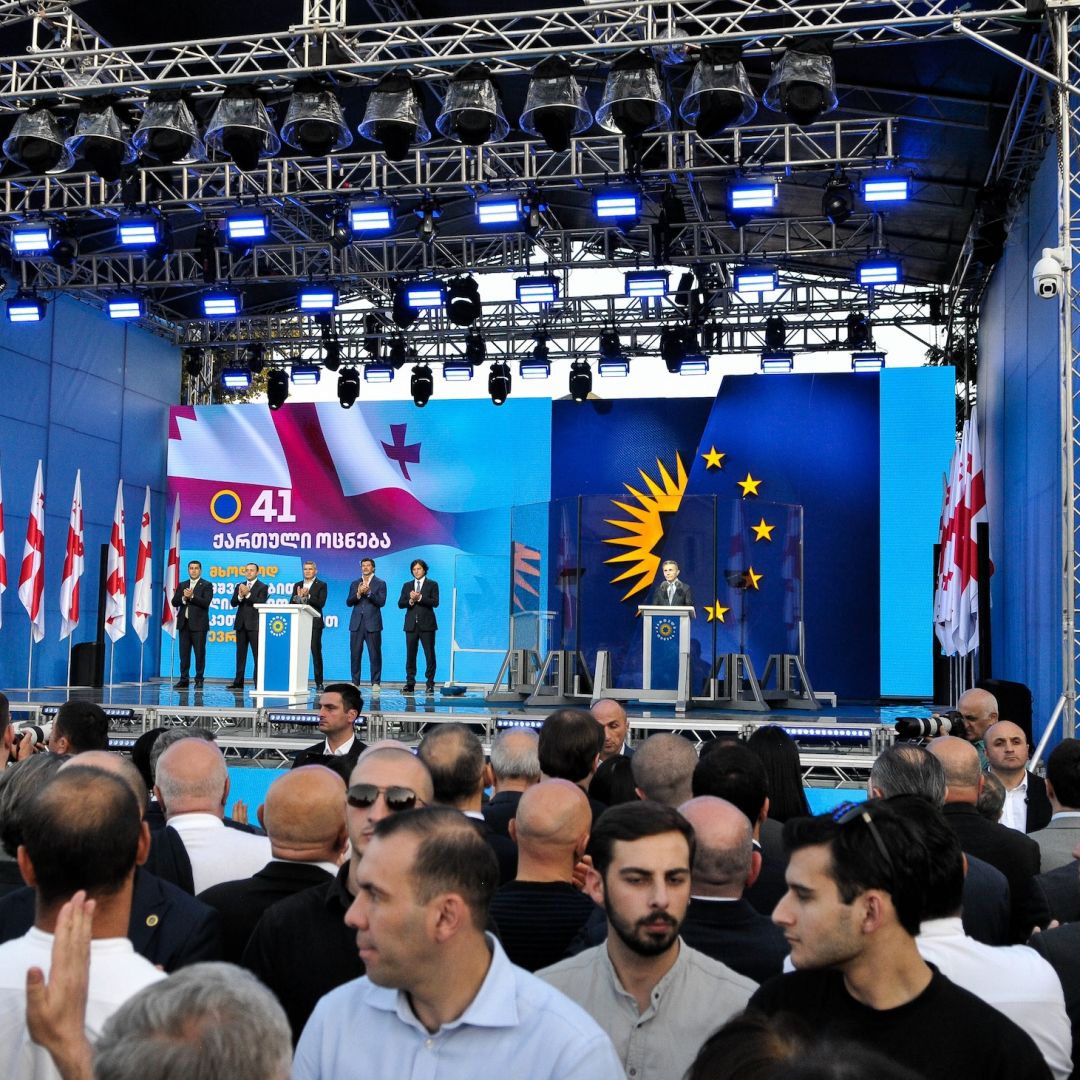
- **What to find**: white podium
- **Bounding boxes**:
[254,603,314,699]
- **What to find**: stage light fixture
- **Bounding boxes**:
[404,281,446,310]
[678,353,709,376]
[733,266,778,295]
[516,276,558,305]
[48,223,77,268]
[336,366,361,408]
[436,62,509,147]
[763,36,837,125]
[446,277,481,325]
[6,291,45,323]
[846,312,872,348]
[476,196,521,227]
[364,361,395,383]
[195,221,219,284]
[350,201,395,234]
[116,215,163,248]
[856,256,902,286]
[3,106,74,173]
[851,351,886,372]
[298,284,339,311]
[464,332,486,365]
[625,270,669,298]
[764,315,787,350]
[280,79,353,156]
[201,289,242,317]
[522,191,547,240]
[727,181,777,229]
[328,206,352,250]
[760,349,795,373]
[358,72,431,161]
[387,336,407,368]
[183,348,203,377]
[132,91,205,164]
[290,363,320,386]
[599,329,623,361]
[596,49,670,137]
[679,44,757,138]
[593,188,641,221]
[488,361,511,405]
[520,56,592,153]
[411,364,434,407]
[11,223,52,255]
[861,173,910,203]
[569,359,592,402]
[205,86,281,172]
[391,281,420,329]
[267,368,289,410]
[822,174,854,225]
[225,209,270,243]
[107,294,144,320]
[520,356,550,379]
[323,339,342,373]
[598,355,629,377]
[414,198,441,244]
[243,344,265,374]
[65,98,136,182]
[221,368,252,390]
[442,359,475,382]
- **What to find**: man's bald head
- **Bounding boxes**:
[262,766,347,862]
[61,751,146,813]
[416,724,485,807]
[346,747,435,856]
[679,796,755,897]
[957,688,999,742]
[984,720,1029,783]
[514,779,590,848]
[631,734,698,806]
[929,735,983,800]
[154,738,229,818]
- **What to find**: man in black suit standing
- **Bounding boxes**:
[228,562,269,690]
[291,683,366,773]
[398,558,439,694]
[651,559,693,606]
[985,720,1053,833]
[290,560,327,692]
[346,557,386,692]
[172,559,213,689]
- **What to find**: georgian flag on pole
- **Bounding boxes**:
[161,494,180,639]
[0,460,7,630]
[132,487,152,643]
[104,480,127,643]
[59,470,85,641]
[18,460,45,643]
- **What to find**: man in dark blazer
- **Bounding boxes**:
[290,560,328,691]
[985,720,1053,833]
[228,561,269,689]
[398,558,439,693]
[1028,917,1080,1080]
[172,559,213,689]
[346,556,386,691]
[290,683,366,773]
[651,559,693,606]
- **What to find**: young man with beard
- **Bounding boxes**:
[538,801,756,1080]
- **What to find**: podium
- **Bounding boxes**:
[254,603,314,699]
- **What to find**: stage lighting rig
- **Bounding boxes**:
[364,361,395,382]
[336,366,361,408]
[65,98,136,183]
[569,360,593,402]
[328,205,352,250]
[414,198,441,245]
[201,289,242,317]
[447,277,481,326]
[7,291,46,323]
[733,266,778,296]
[520,56,592,153]
[861,173,910,203]
[350,201,395,235]
[727,181,777,229]
[195,221,220,284]
[323,339,342,373]
[220,368,251,390]
[596,50,670,138]
[225,209,270,244]
[291,363,320,385]
[760,350,795,373]
[763,36,837,126]
[3,106,74,174]
[358,72,431,162]
[488,361,511,405]
[106,294,144,320]
[520,332,551,379]
[443,359,475,381]
[846,312,872,349]
[464,331,486,365]
[764,315,787,350]
[822,174,854,225]
[851,351,886,372]
[48,223,78,269]
[298,284,339,312]
[625,270,669,298]
[436,62,509,147]
[411,363,434,407]
[132,91,205,164]
[593,188,641,222]
[183,347,204,376]
[116,214,165,249]
[521,191,547,240]
[267,368,289,409]
[679,44,757,138]
[856,255,902,286]
[11,223,53,256]
[388,336,408,368]
[242,344,265,374]
[280,79,353,156]
[517,276,558,306]
[205,86,281,172]
[476,196,521,228]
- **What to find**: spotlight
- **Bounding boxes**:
[414,198,441,244]
[280,79,353,156]
[221,368,252,390]
[516,276,558,305]
[358,72,431,161]
[475,196,521,227]
[625,270,669,298]
[436,62,509,147]
[464,331,486,365]
[11,223,52,256]
[846,312,872,348]
[242,343,265,374]
[733,266,778,296]
[822,174,854,225]
[195,221,219,284]
[387,335,407,368]
[488,361,511,405]
[267,368,289,410]
[727,181,777,228]
[298,284,339,311]
[521,333,551,378]
[116,215,164,248]
[861,173,910,203]
[443,359,475,382]
[183,348,203,376]
[391,281,420,329]
[596,50,670,137]
[679,44,757,138]
[569,359,592,402]
[404,280,446,310]
[350,201,395,234]
[291,363,320,385]
[65,98,136,182]
[364,361,395,383]
[763,36,837,125]
[593,188,641,221]
[132,91,205,164]
[225,209,270,243]
[660,325,702,374]
[678,353,709,376]
[520,56,592,153]
[337,366,361,407]
[851,351,886,372]
[48,223,78,268]
[760,350,795,373]
[323,339,342,373]
[107,294,144,320]
[764,315,786,350]
[856,256,902,286]
[3,106,74,173]
[446,277,481,325]
[411,363,434,407]
[205,86,281,172]
[328,206,351,250]
[522,191,547,240]
[599,329,622,361]
[201,289,242,317]
[6,291,45,323]
[598,355,629,377]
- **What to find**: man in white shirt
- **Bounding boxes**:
[291,684,366,773]
[0,764,165,1079]
[154,738,270,895]
[985,721,1052,834]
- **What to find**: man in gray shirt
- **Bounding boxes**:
[538,801,756,1080]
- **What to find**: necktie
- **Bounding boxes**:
[668,582,675,603]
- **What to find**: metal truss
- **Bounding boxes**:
[0,0,1030,106]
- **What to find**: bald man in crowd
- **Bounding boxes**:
[984,720,1052,833]
[955,687,999,766]
[198,765,348,962]
[490,780,597,971]
[593,699,631,761]
[630,734,698,807]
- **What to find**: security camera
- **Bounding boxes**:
[1033,247,1068,300]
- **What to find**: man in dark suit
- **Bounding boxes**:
[650,559,693,606]
[398,558,439,693]
[172,559,213,689]
[291,683,366,773]
[290,560,327,691]
[1028,915,1080,1080]
[985,720,1053,833]
[1032,739,1080,872]
[593,698,633,762]
[228,561,269,689]
[484,728,541,838]
[346,556,386,691]
[198,764,348,962]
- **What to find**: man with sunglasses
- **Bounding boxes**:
[242,746,434,1044]
[748,799,1051,1080]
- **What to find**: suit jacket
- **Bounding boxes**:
[172,577,213,632]
[484,790,524,838]
[1034,860,1080,924]
[290,737,367,777]
[346,575,386,632]
[144,823,196,894]
[290,578,327,621]
[745,817,790,918]
[962,854,1011,946]
[1024,772,1054,833]
[0,868,222,972]
[198,859,336,964]
[650,580,693,606]
[231,579,269,631]
[399,577,439,632]
[1031,816,1080,873]
[466,814,517,885]
[679,896,790,984]
[1028,922,1080,1080]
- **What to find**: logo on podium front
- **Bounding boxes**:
[268,615,288,638]
[655,619,677,641]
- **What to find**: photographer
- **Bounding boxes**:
[955,689,1000,767]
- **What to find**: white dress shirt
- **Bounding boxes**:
[168,812,272,895]
[999,773,1030,832]
[323,734,357,758]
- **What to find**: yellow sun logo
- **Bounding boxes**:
[603,453,689,600]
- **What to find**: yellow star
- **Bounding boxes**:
[745,567,763,590]
[737,473,762,498]
[705,601,730,622]
[701,446,726,470]
[751,518,775,542]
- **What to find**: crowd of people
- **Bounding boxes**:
[0,686,1078,1079]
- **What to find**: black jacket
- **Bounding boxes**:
[399,577,439,632]
[680,896,789,984]
[231,579,269,631]
[172,578,213,632]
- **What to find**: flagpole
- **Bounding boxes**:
[66,637,72,693]
[108,639,115,704]
[25,624,32,698]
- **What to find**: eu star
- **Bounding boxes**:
[705,601,730,622]
[745,567,763,590]
[737,473,762,498]
[701,446,726,470]
[751,518,775,542]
